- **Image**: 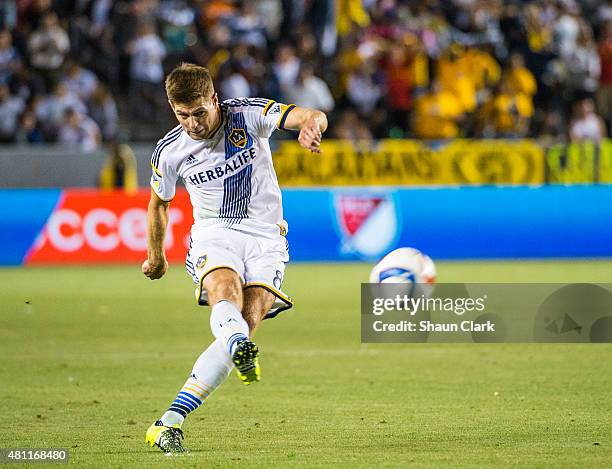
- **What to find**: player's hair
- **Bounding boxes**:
[165,63,215,104]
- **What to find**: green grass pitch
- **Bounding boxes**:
[1,260,611,468]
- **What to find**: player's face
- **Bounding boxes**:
[171,94,221,140]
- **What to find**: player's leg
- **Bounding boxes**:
[197,242,259,385]
[146,230,248,454]
[221,286,276,385]
[146,269,244,454]
[158,338,233,427]
[147,269,243,452]
[242,233,293,327]
[232,234,293,384]
[146,338,233,454]
[242,286,277,334]
[204,268,264,384]
[204,267,251,357]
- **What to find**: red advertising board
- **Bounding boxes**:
[27,189,193,264]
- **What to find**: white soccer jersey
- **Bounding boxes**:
[150,98,296,236]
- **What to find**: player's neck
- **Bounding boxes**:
[203,106,222,139]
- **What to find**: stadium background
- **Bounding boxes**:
[2,1,612,467]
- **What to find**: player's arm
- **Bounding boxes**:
[283,106,328,154]
[142,188,170,280]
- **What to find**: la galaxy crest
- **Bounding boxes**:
[196,255,207,269]
[228,128,247,148]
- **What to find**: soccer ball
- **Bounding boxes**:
[369,247,436,285]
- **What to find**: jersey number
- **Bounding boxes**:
[273,270,283,289]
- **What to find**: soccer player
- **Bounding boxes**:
[142,63,327,454]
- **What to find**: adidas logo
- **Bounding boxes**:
[269,103,281,115]
[185,154,198,166]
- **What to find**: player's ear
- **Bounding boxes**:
[212,93,218,106]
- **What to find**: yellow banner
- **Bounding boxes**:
[599,140,612,183]
[273,139,545,186]
[546,142,596,183]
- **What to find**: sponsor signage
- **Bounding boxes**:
[27,190,193,264]
[273,139,545,186]
[1,185,611,265]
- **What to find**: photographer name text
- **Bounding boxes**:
[372,320,495,332]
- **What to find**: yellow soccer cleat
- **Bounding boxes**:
[232,339,260,384]
[145,420,188,455]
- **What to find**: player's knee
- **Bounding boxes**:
[203,268,243,308]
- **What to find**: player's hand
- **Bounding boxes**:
[298,119,322,153]
[142,258,168,280]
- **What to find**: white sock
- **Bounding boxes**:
[210,300,249,355]
[161,339,233,427]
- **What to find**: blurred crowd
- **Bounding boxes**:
[0,0,611,150]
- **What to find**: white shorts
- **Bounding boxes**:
[186,226,293,319]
